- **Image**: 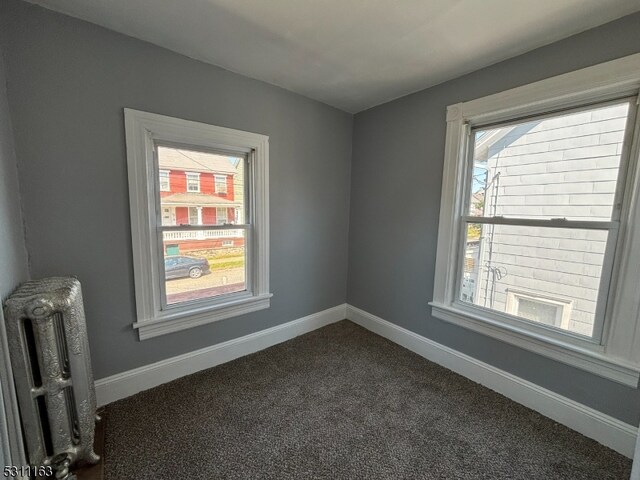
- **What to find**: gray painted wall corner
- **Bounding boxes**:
[347,11,640,425]
[1,0,640,432]
[0,0,353,380]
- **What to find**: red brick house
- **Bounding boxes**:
[158,146,245,254]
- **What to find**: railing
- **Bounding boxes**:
[163,229,243,241]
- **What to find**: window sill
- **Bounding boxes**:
[429,302,640,387]
[134,293,272,340]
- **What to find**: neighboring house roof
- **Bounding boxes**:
[473,126,515,163]
[161,193,240,207]
[158,147,238,175]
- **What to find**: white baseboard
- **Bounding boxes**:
[346,304,638,458]
[95,301,637,458]
[95,304,347,406]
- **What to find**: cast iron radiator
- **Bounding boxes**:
[3,277,100,468]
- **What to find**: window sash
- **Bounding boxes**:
[455,220,619,343]
[464,97,636,225]
[156,224,252,310]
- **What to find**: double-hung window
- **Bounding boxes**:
[186,172,200,192]
[215,174,228,194]
[460,99,634,340]
[159,170,170,191]
[125,109,271,340]
[216,207,228,225]
[431,54,640,386]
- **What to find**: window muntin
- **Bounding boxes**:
[157,145,248,308]
[186,172,200,192]
[457,99,636,341]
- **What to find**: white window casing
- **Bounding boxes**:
[430,53,640,386]
[124,109,271,340]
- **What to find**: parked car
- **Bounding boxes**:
[164,255,210,280]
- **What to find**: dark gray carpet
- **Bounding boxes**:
[103,320,631,479]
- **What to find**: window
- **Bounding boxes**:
[431,54,640,386]
[159,170,170,191]
[460,100,632,340]
[188,206,200,225]
[505,290,572,330]
[216,207,228,225]
[215,174,228,194]
[186,172,200,192]
[161,207,174,226]
[125,109,271,340]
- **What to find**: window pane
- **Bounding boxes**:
[460,223,608,337]
[157,146,246,226]
[516,298,558,325]
[162,229,246,305]
[468,102,630,221]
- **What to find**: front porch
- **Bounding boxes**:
[163,229,246,254]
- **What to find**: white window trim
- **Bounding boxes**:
[186,171,200,192]
[124,109,271,340]
[430,53,640,386]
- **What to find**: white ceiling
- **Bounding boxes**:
[27,0,640,113]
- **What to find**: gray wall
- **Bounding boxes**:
[0,0,352,379]
[3,0,639,427]
[0,40,28,300]
[0,42,29,467]
[348,12,640,425]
